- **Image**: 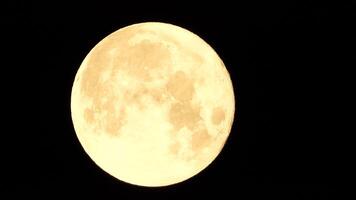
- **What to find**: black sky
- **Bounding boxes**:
[6,0,350,198]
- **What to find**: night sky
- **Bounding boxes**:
[7,0,348,198]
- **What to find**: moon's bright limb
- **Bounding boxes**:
[71,22,235,187]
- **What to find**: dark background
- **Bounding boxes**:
[6,0,351,198]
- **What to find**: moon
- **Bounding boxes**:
[71,22,235,187]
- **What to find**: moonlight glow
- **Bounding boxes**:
[71,22,235,187]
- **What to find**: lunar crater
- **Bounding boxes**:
[114,39,172,81]
[166,70,195,102]
[212,107,226,125]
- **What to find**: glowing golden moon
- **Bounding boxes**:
[71,22,235,187]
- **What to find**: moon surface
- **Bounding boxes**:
[71,22,235,187]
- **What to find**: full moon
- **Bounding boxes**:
[71,22,235,187]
